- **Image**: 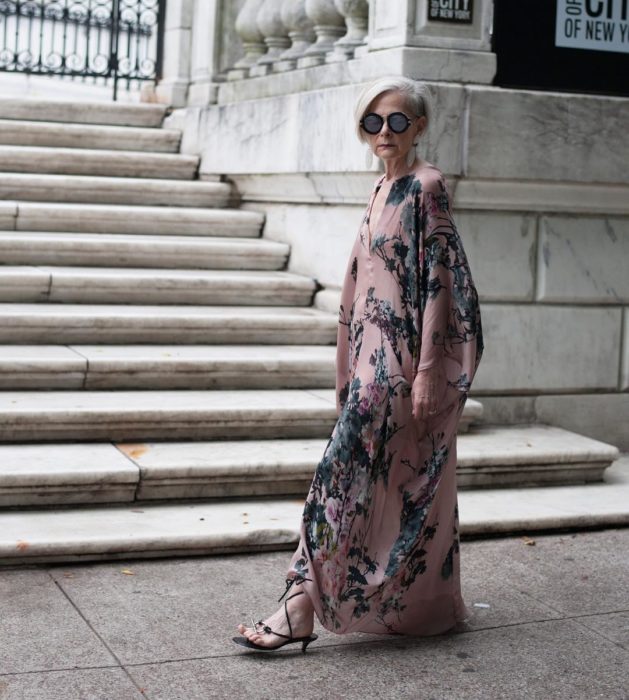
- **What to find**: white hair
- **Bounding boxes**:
[353,76,433,144]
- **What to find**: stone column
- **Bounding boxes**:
[328,0,369,62]
[227,0,267,80]
[275,0,316,72]
[297,0,346,68]
[187,0,220,106]
[154,0,195,106]
[249,0,291,77]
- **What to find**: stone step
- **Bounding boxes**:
[0,389,482,443]
[0,345,336,389]
[0,232,288,270]
[0,400,487,506]
[0,97,167,127]
[0,173,231,208]
[0,267,316,306]
[0,146,199,179]
[1,202,264,236]
[0,389,338,442]
[0,119,180,152]
[0,304,337,344]
[0,453,626,565]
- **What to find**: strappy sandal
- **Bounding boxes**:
[232,576,318,654]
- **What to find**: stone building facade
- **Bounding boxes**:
[154,0,629,450]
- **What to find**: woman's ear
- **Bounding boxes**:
[416,115,428,138]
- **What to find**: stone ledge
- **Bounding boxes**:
[0,119,181,153]
[0,303,338,345]
[0,266,316,307]
[0,97,167,127]
[0,232,288,270]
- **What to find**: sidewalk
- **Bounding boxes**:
[1,527,627,700]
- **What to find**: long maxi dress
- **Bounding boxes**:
[286,162,484,636]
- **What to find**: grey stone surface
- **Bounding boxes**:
[0,303,337,345]
[0,96,166,126]
[0,388,338,442]
[0,266,315,307]
[0,232,288,270]
[14,201,263,236]
[1,528,627,698]
[537,215,629,303]
[577,611,629,651]
[126,618,629,700]
[0,570,115,674]
[456,211,536,302]
[0,173,230,208]
[466,87,629,184]
[535,392,629,452]
[0,145,198,180]
[0,668,143,699]
[623,308,629,391]
[0,345,85,389]
[0,119,180,152]
[473,304,621,393]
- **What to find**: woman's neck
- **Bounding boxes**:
[382,155,420,181]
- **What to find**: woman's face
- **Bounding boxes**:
[362,90,426,164]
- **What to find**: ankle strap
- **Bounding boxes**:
[277,574,312,603]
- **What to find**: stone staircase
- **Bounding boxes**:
[0,97,624,566]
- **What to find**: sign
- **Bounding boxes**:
[428,0,474,24]
[555,0,629,54]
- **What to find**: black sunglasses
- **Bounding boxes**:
[360,111,416,134]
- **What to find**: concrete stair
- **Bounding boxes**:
[0,96,621,566]
[0,232,290,269]
[0,454,626,566]
[0,267,317,305]
[0,201,263,235]
[0,345,337,389]
[0,145,199,179]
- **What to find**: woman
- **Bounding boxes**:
[234,76,484,652]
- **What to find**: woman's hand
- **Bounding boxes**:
[411,364,447,435]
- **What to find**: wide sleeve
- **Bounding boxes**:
[415,175,483,399]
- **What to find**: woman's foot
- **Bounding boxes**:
[237,590,315,649]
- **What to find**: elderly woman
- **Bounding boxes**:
[234,76,484,652]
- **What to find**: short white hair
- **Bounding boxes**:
[354,76,433,144]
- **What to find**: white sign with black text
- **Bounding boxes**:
[556,0,629,54]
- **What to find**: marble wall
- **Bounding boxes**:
[165,73,629,449]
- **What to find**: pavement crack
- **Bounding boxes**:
[49,572,152,698]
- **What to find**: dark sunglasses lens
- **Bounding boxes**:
[362,113,383,134]
[389,113,410,133]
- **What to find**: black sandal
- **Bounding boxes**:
[232,576,318,654]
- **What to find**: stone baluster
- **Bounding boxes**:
[275,0,316,72]
[249,0,291,77]
[228,0,267,80]
[329,0,369,61]
[297,0,346,68]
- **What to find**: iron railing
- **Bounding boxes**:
[0,0,166,100]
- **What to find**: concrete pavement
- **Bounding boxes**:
[0,527,627,700]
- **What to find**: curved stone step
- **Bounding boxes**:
[0,119,180,152]
[6,202,263,236]
[0,232,288,269]
[0,266,316,306]
[0,345,337,389]
[0,304,337,345]
[0,173,231,208]
[0,97,167,127]
[1,454,626,564]
[0,146,199,179]
[0,389,339,442]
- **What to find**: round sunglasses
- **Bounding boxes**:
[360,111,417,134]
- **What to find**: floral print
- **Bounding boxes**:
[287,164,483,636]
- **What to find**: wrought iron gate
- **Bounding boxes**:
[0,0,166,100]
